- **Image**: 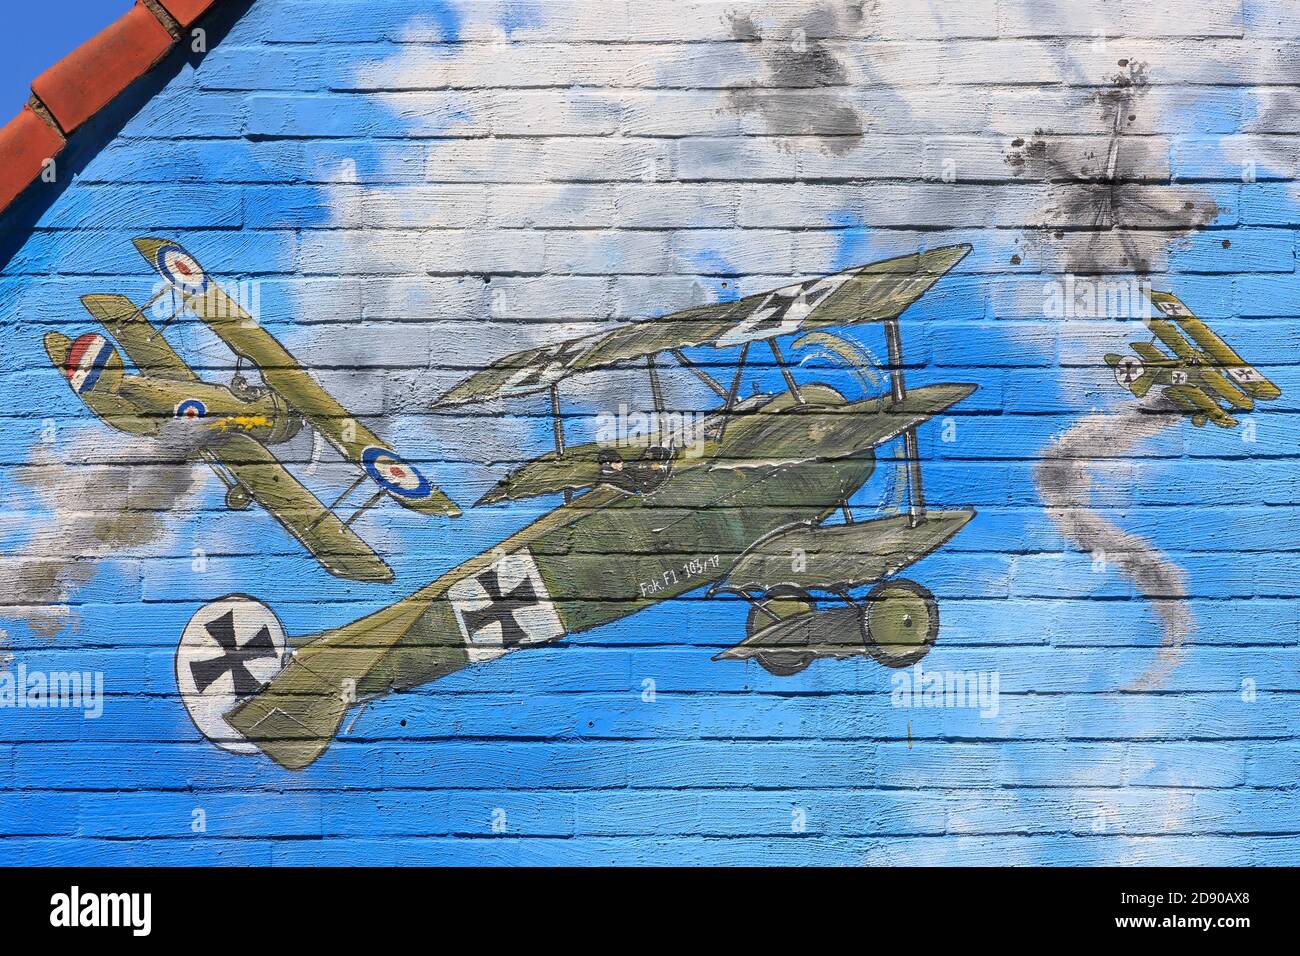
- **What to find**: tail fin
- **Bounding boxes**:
[220,598,449,770]
[179,594,350,770]
[44,332,156,435]
[45,331,123,395]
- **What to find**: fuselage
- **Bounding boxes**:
[104,373,304,447]
[341,384,876,697]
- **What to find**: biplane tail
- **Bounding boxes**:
[44,330,123,395]
[43,331,156,435]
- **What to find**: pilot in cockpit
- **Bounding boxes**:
[598,446,674,495]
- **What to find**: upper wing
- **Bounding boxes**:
[1147,291,1281,401]
[433,244,972,407]
[133,237,459,518]
[204,433,394,583]
[80,293,197,382]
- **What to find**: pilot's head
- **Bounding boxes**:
[598,449,624,474]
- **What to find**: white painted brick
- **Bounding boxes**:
[542,230,674,275]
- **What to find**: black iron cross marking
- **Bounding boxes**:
[508,341,588,391]
[460,567,547,648]
[190,611,277,697]
[746,279,836,334]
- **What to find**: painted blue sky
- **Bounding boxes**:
[0,0,1298,864]
[0,1,134,117]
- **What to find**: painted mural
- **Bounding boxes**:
[1,0,1298,865]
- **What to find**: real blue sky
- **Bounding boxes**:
[0,0,133,119]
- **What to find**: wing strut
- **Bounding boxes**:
[549,384,571,504]
[343,489,388,528]
[670,349,727,399]
[307,471,370,532]
[146,297,190,342]
[718,343,750,443]
[646,354,667,443]
[112,286,169,326]
[884,316,926,528]
[768,339,804,405]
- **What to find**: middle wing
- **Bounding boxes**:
[204,433,394,583]
[433,244,973,407]
[477,383,976,504]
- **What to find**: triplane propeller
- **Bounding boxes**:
[44,238,459,583]
[1105,290,1281,428]
[173,244,981,769]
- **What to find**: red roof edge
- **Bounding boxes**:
[0,0,228,220]
[159,0,222,29]
[32,3,177,134]
[0,107,67,213]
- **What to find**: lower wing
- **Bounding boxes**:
[204,433,394,582]
[1164,384,1237,428]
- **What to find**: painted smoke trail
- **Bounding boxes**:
[1035,395,1192,689]
[1,422,208,638]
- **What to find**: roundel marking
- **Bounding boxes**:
[176,594,287,755]
[174,399,208,420]
[65,333,115,395]
[157,243,209,293]
[1112,355,1144,388]
[361,446,432,498]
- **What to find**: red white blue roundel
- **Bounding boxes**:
[156,242,209,293]
[174,399,207,420]
[64,333,114,395]
[362,446,432,498]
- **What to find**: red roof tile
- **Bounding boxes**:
[159,0,221,29]
[32,2,176,134]
[1,0,235,219]
[0,106,66,212]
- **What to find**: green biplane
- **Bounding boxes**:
[174,244,980,769]
[1105,290,1281,428]
[44,238,460,583]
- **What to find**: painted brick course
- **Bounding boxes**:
[0,0,1298,866]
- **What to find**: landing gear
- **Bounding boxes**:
[861,578,938,668]
[225,484,253,510]
[744,584,816,676]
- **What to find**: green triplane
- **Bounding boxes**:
[176,244,980,769]
[1105,289,1281,428]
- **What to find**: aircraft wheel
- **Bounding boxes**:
[745,585,816,676]
[861,579,938,668]
[225,485,253,510]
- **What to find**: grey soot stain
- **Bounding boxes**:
[1005,61,1221,275]
[724,4,866,155]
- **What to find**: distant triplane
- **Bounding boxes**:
[1105,290,1281,428]
[163,243,983,770]
[45,238,460,583]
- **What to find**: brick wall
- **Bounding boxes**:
[0,0,1297,865]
